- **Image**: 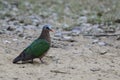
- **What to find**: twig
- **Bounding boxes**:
[50,70,69,74]
[84,34,120,37]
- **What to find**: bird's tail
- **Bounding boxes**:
[13,55,22,63]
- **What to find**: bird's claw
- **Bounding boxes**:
[39,58,48,65]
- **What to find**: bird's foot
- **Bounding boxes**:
[28,60,34,64]
[39,58,48,65]
[40,58,44,63]
[21,61,26,64]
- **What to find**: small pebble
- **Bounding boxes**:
[7,26,16,31]
[13,39,18,41]
[3,40,11,44]
[92,39,99,44]
[90,68,101,72]
[13,78,19,80]
[98,42,107,46]
[99,51,107,55]
[54,32,62,37]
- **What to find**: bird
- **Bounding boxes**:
[13,25,53,64]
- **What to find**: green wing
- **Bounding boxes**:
[24,39,50,57]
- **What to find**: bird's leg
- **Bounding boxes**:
[28,59,34,63]
[31,59,34,63]
[39,58,44,63]
[39,58,48,65]
[21,61,25,64]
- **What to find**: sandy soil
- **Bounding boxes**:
[0,33,120,80]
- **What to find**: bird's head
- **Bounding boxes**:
[43,24,54,32]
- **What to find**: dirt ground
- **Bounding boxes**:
[0,0,120,80]
[0,32,120,80]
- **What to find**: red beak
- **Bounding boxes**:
[49,29,54,32]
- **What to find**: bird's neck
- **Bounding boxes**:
[39,30,51,43]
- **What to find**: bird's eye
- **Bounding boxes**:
[43,25,52,30]
[46,27,49,30]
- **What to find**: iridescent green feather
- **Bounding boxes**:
[24,39,50,57]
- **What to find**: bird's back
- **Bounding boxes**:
[24,39,50,57]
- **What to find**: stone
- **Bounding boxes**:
[98,42,107,46]
[72,28,81,36]
[7,26,16,31]
[54,31,62,37]
[0,30,5,34]
[3,40,11,44]
[62,36,76,42]
[62,36,72,40]
[77,16,88,23]
[18,33,24,37]
[90,68,101,72]
[12,39,18,41]
[92,39,99,44]
[15,26,24,33]
[99,51,107,55]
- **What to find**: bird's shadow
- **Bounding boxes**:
[13,61,48,65]
[12,56,55,65]
[13,61,39,64]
